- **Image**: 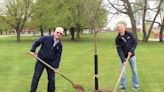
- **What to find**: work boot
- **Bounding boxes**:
[120,87,125,92]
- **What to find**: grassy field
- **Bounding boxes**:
[0,32,164,92]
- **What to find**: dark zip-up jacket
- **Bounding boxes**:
[30,35,62,68]
[115,31,137,63]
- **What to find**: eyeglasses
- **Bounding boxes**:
[57,32,62,35]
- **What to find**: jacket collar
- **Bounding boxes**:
[51,35,61,42]
[118,31,128,39]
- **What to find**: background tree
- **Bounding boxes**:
[107,0,164,42]
[64,0,91,40]
[0,0,33,42]
[31,0,72,36]
[64,0,108,40]
[159,17,164,42]
[31,0,53,36]
[159,0,164,42]
[142,0,163,42]
[0,16,11,35]
[107,0,138,40]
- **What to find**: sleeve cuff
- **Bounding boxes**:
[30,49,35,52]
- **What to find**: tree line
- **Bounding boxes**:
[0,0,164,42]
[0,0,108,42]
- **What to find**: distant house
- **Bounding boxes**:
[151,27,160,33]
[9,28,36,35]
[21,28,36,34]
[126,28,141,32]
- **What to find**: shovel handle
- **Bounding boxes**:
[26,52,75,85]
[113,55,130,92]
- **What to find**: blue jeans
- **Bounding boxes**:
[120,56,139,88]
[30,60,55,92]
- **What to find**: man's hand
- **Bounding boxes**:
[29,52,37,57]
[128,51,132,56]
[123,61,127,66]
[53,68,59,73]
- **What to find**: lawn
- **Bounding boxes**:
[0,32,164,92]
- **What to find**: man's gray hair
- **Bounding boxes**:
[116,21,127,28]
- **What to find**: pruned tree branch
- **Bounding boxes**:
[145,20,162,26]
[107,0,128,14]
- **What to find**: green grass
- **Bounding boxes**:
[0,32,164,92]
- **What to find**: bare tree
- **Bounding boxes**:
[107,0,138,40]
[159,17,164,42]
[143,0,164,42]
[159,0,164,42]
[107,0,164,42]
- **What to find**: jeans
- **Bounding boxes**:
[30,60,55,92]
[120,56,139,88]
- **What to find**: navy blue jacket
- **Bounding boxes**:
[115,31,137,63]
[30,35,62,68]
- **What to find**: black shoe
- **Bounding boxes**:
[120,87,125,92]
[132,87,140,91]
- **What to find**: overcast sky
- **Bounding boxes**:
[103,0,163,30]
[103,0,132,29]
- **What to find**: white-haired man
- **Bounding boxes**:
[115,21,139,92]
[29,27,64,92]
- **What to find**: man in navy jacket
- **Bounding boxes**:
[29,27,63,92]
[115,21,139,92]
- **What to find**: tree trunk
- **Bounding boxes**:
[0,30,2,35]
[129,15,138,40]
[142,29,147,42]
[64,28,67,36]
[159,17,164,42]
[16,30,21,42]
[76,29,80,40]
[142,0,147,42]
[70,27,75,40]
[144,0,163,42]
[49,28,51,35]
[145,14,160,42]
[40,25,44,36]
[76,23,81,40]
[125,0,138,40]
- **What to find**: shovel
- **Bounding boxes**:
[26,52,84,91]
